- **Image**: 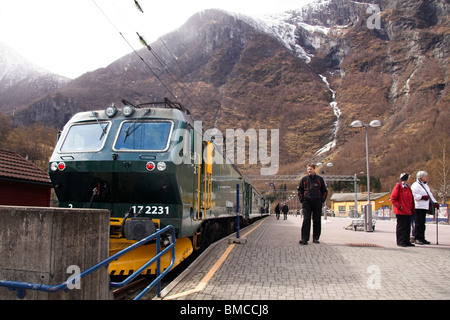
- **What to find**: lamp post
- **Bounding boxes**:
[350,120,381,232]
[354,173,358,218]
[316,162,333,220]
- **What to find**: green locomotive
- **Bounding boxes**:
[49,99,266,275]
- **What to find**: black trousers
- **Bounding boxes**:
[414,209,428,241]
[396,214,411,245]
[301,200,322,241]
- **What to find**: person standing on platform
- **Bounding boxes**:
[298,164,328,244]
[391,173,415,247]
[411,171,439,245]
[275,203,281,220]
[282,203,289,220]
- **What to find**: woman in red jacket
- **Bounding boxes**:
[390,173,415,247]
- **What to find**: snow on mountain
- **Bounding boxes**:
[230,0,356,65]
[0,41,50,85]
[251,12,314,63]
[233,0,378,156]
[0,41,70,113]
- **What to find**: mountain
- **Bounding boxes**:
[12,8,336,173]
[252,0,449,185]
[6,0,450,190]
[0,41,70,115]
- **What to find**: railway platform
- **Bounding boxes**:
[161,214,450,300]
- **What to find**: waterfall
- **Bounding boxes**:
[315,74,341,156]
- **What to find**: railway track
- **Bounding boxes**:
[112,249,203,300]
[113,277,150,300]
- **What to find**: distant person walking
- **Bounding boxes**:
[282,203,289,220]
[411,171,439,245]
[298,164,328,244]
[275,203,281,220]
[391,173,415,247]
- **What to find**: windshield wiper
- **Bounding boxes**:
[123,108,151,142]
[91,111,107,140]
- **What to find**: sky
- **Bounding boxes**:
[0,0,315,79]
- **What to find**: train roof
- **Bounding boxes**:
[66,99,193,125]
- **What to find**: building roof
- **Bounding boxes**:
[0,149,51,185]
[330,192,390,202]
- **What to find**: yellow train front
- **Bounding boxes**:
[49,100,266,276]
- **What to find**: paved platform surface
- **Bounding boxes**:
[161,215,450,300]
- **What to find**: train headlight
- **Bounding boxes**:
[157,162,166,171]
[105,105,118,118]
[122,105,135,117]
[146,161,155,171]
[50,162,58,171]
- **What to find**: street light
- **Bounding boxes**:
[316,162,333,220]
[350,119,382,231]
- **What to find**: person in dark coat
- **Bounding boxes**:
[298,164,328,244]
[282,203,289,220]
[391,173,415,247]
[275,202,281,220]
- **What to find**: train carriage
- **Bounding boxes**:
[49,99,266,276]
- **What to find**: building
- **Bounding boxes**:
[330,192,392,217]
[0,149,52,207]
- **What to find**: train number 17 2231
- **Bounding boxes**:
[130,205,169,215]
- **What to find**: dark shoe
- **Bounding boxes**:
[397,243,407,247]
[423,239,431,244]
[299,240,308,245]
[313,239,320,244]
[406,242,415,247]
[415,239,425,245]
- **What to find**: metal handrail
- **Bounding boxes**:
[0,225,176,300]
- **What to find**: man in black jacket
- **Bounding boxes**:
[298,164,328,244]
[282,203,289,220]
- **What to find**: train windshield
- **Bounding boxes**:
[60,122,109,152]
[114,121,172,151]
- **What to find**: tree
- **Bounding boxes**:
[0,114,13,144]
[3,123,58,171]
[358,176,381,193]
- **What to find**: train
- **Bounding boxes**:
[48,99,267,276]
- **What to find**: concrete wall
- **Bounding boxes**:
[0,206,112,300]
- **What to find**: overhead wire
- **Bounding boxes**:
[91,0,179,103]
[92,0,211,116]
[151,12,225,123]
[136,32,203,113]
[129,1,209,112]
[128,2,206,114]
[158,36,217,113]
